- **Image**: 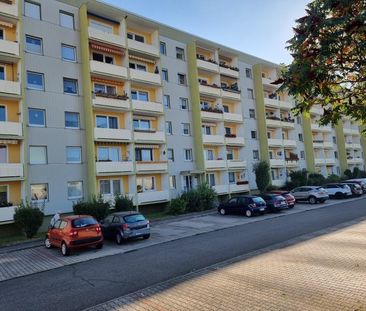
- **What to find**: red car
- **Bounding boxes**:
[268,191,296,208]
[45,215,103,256]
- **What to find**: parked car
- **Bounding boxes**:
[341,182,363,197]
[290,186,329,204]
[268,191,296,208]
[344,179,366,193]
[260,194,288,212]
[45,215,103,256]
[100,212,150,244]
[218,195,267,217]
[323,183,352,199]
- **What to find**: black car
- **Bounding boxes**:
[260,194,289,212]
[218,195,267,217]
[100,212,150,244]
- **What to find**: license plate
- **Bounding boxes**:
[260,208,265,211]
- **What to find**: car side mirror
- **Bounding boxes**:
[99,220,104,224]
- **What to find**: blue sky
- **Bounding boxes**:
[103,0,310,64]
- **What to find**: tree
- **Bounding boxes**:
[14,201,44,238]
[253,161,270,193]
[274,0,366,125]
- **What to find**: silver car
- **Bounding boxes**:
[290,186,329,204]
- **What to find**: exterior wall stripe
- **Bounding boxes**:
[302,113,315,172]
[335,122,348,174]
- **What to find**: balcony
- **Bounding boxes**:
[343,128,360,135]
[221,89,241,101]
[0,1,18,17]
[199,84,221,97]
[136,161,168,172]
[137,190,169,204]
[272,179,285,187]
[353,143,362,150]
[310,106,323,115]
[0,163,23,178]
[262,77,277,88]
[127,39,159,58]
[219,65,239,78]
[134,130,165,143]
[205,160,227,170]
[200,109,223,122]
[0,204,16,223]
[315,158,326,165]
[270,159,285,167]
[213,184,229,195]
[0,80,20,96]
[90,60,128,80]
[268,138,283,147]
[281,119,295,129]
[88,27,125,48]
[202,134,225,145]
[266,118,282,128]
[94,128,132,142]
[323,141,334,149]
[130,69,161,85]
[93,94,130,110]
[223,112,243,123]
[225,135,245,146]
[311,123,332,132]
[313,140,324,148]
[96,161,133,175]
[0,121,22,137]
[229,183,249,193]
[0,40,19,57]
[227,160,247,169]
[347,157,363,165]
[325,158,336,165]
[196,59,219,73]
[283,139,297,148]
[285,160,299,167]
[132,100,163,114]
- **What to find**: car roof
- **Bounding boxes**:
[111,211,141,216]
[268,191,288,194]
[233,195,260,198]
[62,215,93,220]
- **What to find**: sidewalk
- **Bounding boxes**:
[0,197,363,283]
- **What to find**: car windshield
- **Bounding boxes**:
[253,197,265,204]
[275,196,285,201]
[315,187,325,191]
[72,217,97,228]
[123,214,146,223]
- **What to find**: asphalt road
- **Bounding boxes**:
[1,198,366,311]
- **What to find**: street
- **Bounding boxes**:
[1,198,366,311]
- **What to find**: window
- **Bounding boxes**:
[247,88,254,99]
[63,78,78,94]
[205,149,214,160]
[167,149,174,161]
[227,149,234,160]
[0,145,7,163]
[253,150,259,160]
[66,147,81,163]
[67,181,83,199]
[245,68,252,78]
[182,123,191,135]
[0,106,4,121]
[29,146,47,164]
[228,172,236,184]
[93,52,114,64]
[180,98,189,110]
[97,146,120,162]
[207,174,215,187]
[0,29,3,40]
[249,109,256,119]
[135,148,153,161]
[162,69,168,81]
[96,115,118,129]
[298,133,303,142]
[297,116,302,124]
[184,149,193,161]
[31,184,48,201]
[333,136,337,144]
[27,71,44,90]
[165,121,172,135]
[169,176,176,189]
[160,41,166,55]
[129,62,147,71]
[225,127,232,135]
[94,83,116,96]
[131,90,149,101]
[133,119,151,130]
[61,44,76,62]
[25,1,41,20]
[223,105,229,113]
[178,73,186,85]
[59,11,74,29]
[202,125,211,135]
[334,151,338,159]
[100,179,121,195]
[176,47,185,60]
[0,66,4,80]
[336,167,341,175]
[90,20,113,34]
[65,112,80,128]
[25,35,42,54]
[127,32,145,43]
[136,176,155,193]
[251,131,257,139]
[0,185,8,203]
[300,151,305,159]
[28,108,45,127]
[163,95,170,109]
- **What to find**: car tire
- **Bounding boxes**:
[96,242,103,249]
[308,196,317,204]
[245,210,252,217]
[44,236,52,249]
[61,242,70,256]
[335,192,343,199]
[143,234,150,240]
[116,232,123,245]
[219,208,226,215]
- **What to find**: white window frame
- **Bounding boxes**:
[167,148,174,162]
[180,98,189,110]
[66,146,82,164]
[28,108,46,127]
[207,173,216,187]
[162,68,168,81]
[160,41,166,55]
[182,123,191,136]
[25,1,41,20]
[205,149,214,161]
[129,61,147,72]
[228,172,236,184]
[169,176,176,189]
[65,111,80,129]
[99,179,121,195]
[0,184,9,203]
[59,11,74,30]
[0,145,8,163]
[0,65,6,80]
[165,121,172,135]
[61,44,76,62]
[93,83,116,96]
[63,77,78,95]
[96,115,118,129]
[97,146,120,162]
[131,90,149,101]
[0,28,4,40]
[127,32,145,43]
[27,71,44,91]
[30,183,48,202]
[163,95,170,108]
[67,181,83,200]
[184,149,193,161]
[0,105,6,122]
[136,176,156,193]
[25,35,43,55]
[176,47,185,61]
[92,51,114,64]
[90,20,113,34]
[29,146,47,165]
[177,73,186,85]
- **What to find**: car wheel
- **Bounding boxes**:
[143,234,150,240]
[116,232,123,245]
[308,196,317,204]
[96,242,103,249]
[245,210,252,217]
[44,236,52,249]
[61,242,70,256]
[219,208,226,215]
[335,192,343,199]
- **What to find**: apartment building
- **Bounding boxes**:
[0,0,365,224]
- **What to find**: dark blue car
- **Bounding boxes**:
[218,195,267,217]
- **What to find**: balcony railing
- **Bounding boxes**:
[132,100,163,114]
[213,184,229,194]
[223,112,243,123]
[96,161,133,175]
[229,183,250,193]
[0,80,20,96]
[205,160,226,170]
[134,130,165,143]
[219,64,239,78]
[0,0,18,17]
[0,40,19,57]
[136,161,168,172]
[198,82,221,97]
[227,160,247,168]
[128,39,159,57]
[196,58,219,73]
[92,92,130,110]
[137,190,169,204]
[90,60,128,80]
[0,121,22,137]
[202,134,225,145]
[88,27,125,47]
[0,163,23,178]
[94,128,132,142]
[130,69,161,85]
[0,205,17,223]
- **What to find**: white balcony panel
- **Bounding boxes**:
[0,122,22,137]
[0,2,18,17]
[225,136,245,146]
[281,121,295,129]
[221,90,241,101]
[315,158,326,165]
[272,179,285,187]
[92,96,130,110]
[262,77,277,88]
[283,139,297,148]
[0,80,20,95]
[285,160,299,167]
[199,84,221,97]
[264,98,280,108]
[310,106,323,115]
[205,160,226,170]
[96,161,133,175]
[219,66,239,78]
[132,100,163,114]
[279,101,293,109]
[0,205,16,223]
[270,159,285,167]
[325,158,336,165]
[227,160,247,169]
[344,128,360,135]
[94,128,132,141]
[229,183,249,193]
[313,142,324,149]
[223,112,243,123]
[127,39,159,57]
[266,119,282,128]
[137,190,169,204]
[202,134,225,145]
[311,123,332,132]
[0,163,23,178]
[200,111,223,121]
[0,40,19,56]
[213,184,229,194]
[90,60,128,80]
[196,59,219,73]
[136,162,168,172]
[353,143,362,150]
[323,142,334,149]
[130,69,161,85]
[134,131,165,143]
[88,27,125,47]
[268,138,283,147]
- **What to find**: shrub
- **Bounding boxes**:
[168,197,187,215]
[325,174,341,183]
[253,161,270,193]
[14,201,44,238]
[266,185,280,191]
[181,189,202,213]
[73,195,110,221]
[352,167,361,178]
[359,170,366,178]
[181,183,217,213]
[308,173,325,186]
[289,169,308,188]
[344,169,353,179]
[114,195,134,212]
